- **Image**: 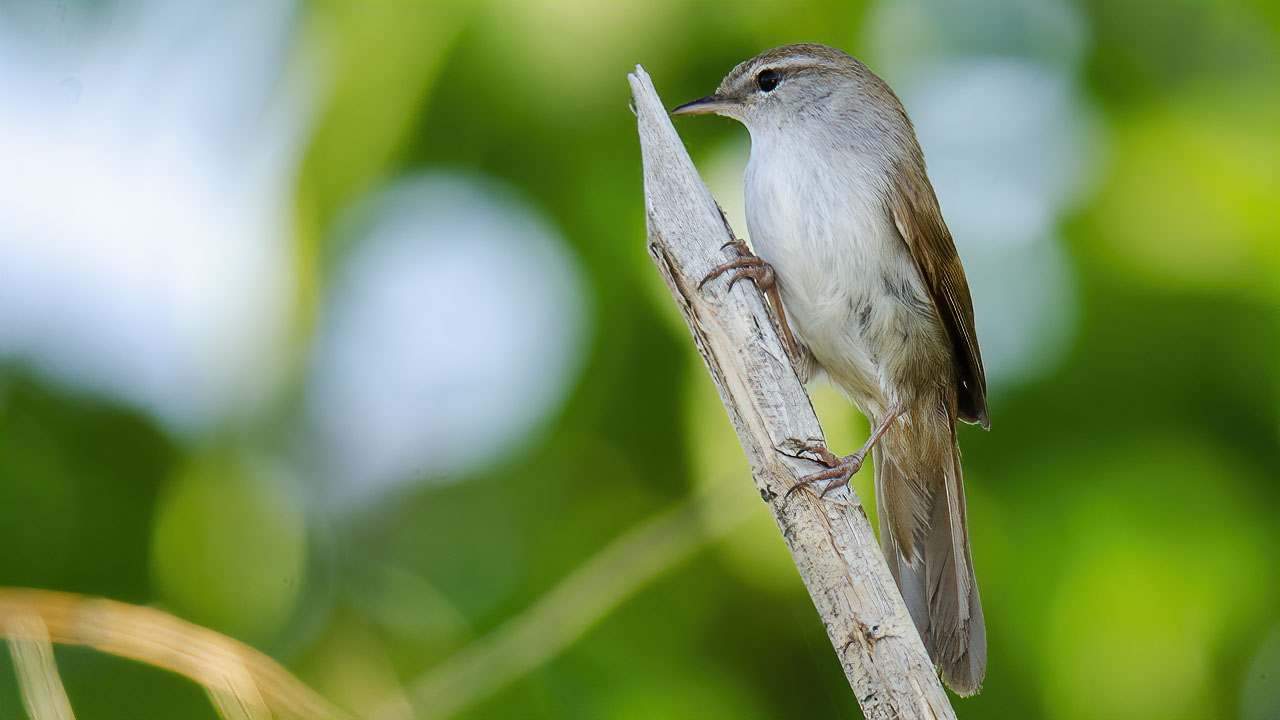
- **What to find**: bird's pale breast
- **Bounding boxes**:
[744,136,950,418]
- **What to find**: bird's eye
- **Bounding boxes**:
[756,69,780,92]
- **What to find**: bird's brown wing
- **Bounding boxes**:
[887,173,989,428]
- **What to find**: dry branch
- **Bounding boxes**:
[5,610,76,720]
[628,65,957,720]
[0,588,349,720]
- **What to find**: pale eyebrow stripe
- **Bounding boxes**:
[758,55,819,73]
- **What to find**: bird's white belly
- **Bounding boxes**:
[745,150,947,418]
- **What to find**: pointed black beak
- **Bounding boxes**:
[671,94,730,116]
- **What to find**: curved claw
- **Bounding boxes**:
[699,257,771,290]
[783,438,841,467]
[784,451,866,501]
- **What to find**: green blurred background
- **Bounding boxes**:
[0,1,1277,718]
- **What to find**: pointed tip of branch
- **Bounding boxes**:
[627,64,652,100]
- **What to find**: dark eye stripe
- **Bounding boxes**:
[756,69,780,92]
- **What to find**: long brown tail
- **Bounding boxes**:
[874,404,986,695]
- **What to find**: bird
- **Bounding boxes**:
[673,43,989,695]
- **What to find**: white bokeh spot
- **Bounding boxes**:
[309,174,587,500]
[0,0,310,433]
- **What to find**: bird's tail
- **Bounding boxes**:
[874,406,986,695]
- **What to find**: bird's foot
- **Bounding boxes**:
[698,239,776,292]
[781,439,866,499]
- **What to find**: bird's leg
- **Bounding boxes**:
[699,239,806,373]
[784,405,904,498]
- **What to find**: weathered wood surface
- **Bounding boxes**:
[629,65,957,720]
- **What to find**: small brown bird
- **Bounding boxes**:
[675,43,989,694]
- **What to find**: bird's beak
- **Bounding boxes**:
[671,94,730,116]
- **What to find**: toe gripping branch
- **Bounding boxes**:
[698,239,775,292]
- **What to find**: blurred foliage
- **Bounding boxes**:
[2,1,1279,719]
